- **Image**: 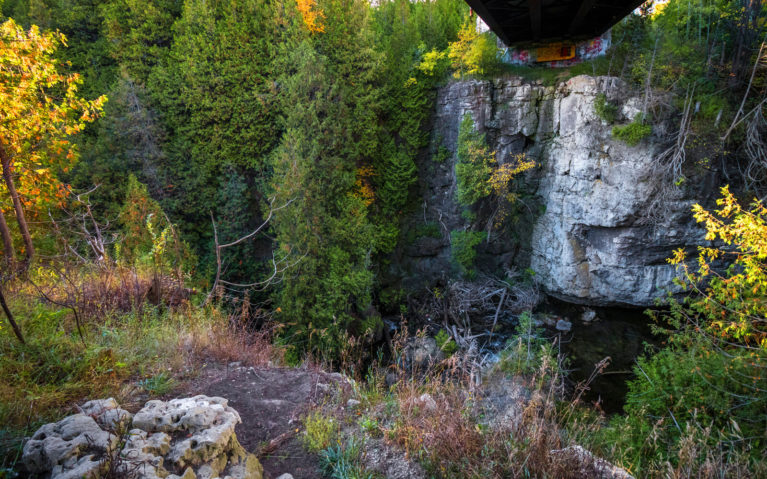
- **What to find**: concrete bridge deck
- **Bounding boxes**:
[466,0,645,45]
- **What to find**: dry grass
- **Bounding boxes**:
[366,329,765,479]
[183,308,284,368]
[350,326,612,479]
[0,266,283,472]
[388,381,483,464]
[28,264,192,323]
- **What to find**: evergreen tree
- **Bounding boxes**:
[72,76,167,220]
[270,3,383,358]
[101,0,182,85]
[149,0,281,253]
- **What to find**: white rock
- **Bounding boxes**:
[421,75,702,307]
[581,309,597,323]
[80,397,132,430]
[23,396,263,479]
[22,414,114,474]
[550,445,634,479]
[415,393,437,412]
[555,319,572,332]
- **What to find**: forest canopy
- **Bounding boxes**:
[1,0,766,477]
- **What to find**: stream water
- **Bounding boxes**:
[482,298,661,414]
[543,299,661,413]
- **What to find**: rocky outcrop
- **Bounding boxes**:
[22,396,262,479]
[398,75,714,307]
[550,445,634,479]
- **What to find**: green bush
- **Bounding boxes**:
[303,411,339,453]
[432,144,451,163]
[450,230,486,278]
[594,189,767,475]
[497,312,558,379]
[137,372,175,395]
[319,437,376,479]
[455,113,494,206]
[600,339,766,473]
[404,222,442,245]
[612,118,652,146]
[435,329,457,355]
[594,93,618,124]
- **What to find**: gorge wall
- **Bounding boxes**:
[391,75,719,307]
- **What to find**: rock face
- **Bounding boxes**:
[23,396,263,479]
[397,75,714,307]
[403,336,445,370]
[550,445,634,479]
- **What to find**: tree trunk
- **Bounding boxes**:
[0,145,34,264]
[0,283,24,344]
[0,208,14,267]
[729,0,761,88]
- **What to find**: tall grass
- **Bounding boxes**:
[0,268,281,473]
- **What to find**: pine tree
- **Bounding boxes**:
[148,0,281,250]
[270,19,381,358]
[101,0,181,85]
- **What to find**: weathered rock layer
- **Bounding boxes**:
[399,75,715,307]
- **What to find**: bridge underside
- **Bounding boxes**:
[466,0,645,46]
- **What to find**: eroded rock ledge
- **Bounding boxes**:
[397,75,716,306]
[22,396,262,479]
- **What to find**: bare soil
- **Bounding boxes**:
[184,363,350,479]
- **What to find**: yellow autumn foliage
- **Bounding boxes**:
[670,185,767,349]
[0,19,106,210]
[297,0,326,34]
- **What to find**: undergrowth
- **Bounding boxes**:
[594,93,618,124]
[0,270,282,472]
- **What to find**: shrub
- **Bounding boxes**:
[432,144,451,163]
[435,329,457,355]
[601,186,767,474]
[137,372,175,395]
[450,230,486,278]
[455,114,495,206]
[319,437,376,479]
[303,410,338,453]
[404,222,442,245]
[455,114,534,219]
[612,118,652,146]
[594,93,618,124]
[497,312,559,380]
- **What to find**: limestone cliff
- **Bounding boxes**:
[394,75,717,307]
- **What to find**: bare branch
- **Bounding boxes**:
[204,197,296,305]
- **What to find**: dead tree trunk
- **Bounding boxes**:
[0,284,24,344]
[730,0,762,88]
[0,208,14,266]
[0,146,34,264]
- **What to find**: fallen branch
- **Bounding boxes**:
[256,430,296,458]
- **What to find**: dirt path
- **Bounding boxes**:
[186,364,348,479]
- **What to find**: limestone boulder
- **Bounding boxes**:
[550,445,634,479]
[22,414,115,478]
[22,396,263,479]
